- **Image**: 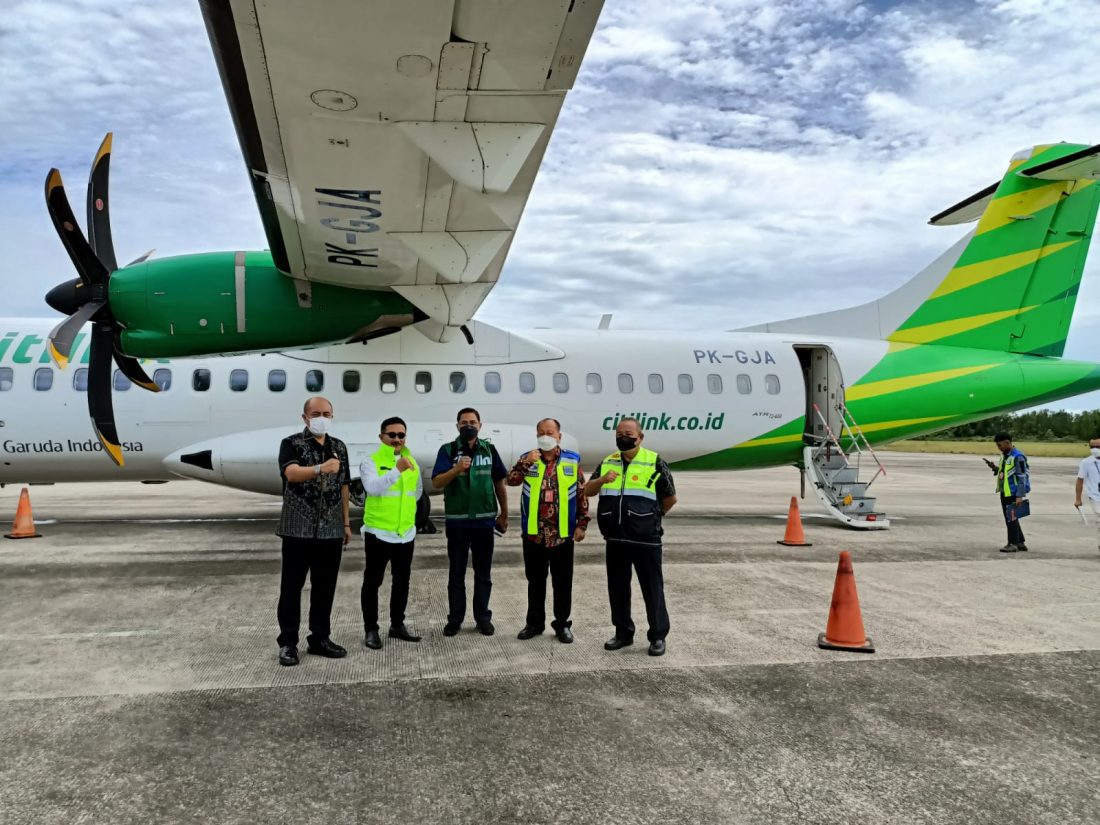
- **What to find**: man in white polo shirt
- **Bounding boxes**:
[1073,435,1100,552]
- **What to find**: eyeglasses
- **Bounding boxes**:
[384,432,407,439]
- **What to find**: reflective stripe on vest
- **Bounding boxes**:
[522,450,580,537]
[363,445,419,535]
[999,450,1026,497]
[599,447,661,499]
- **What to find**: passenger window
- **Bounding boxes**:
[519,372,536,393]
[113,370,131,392]
[34,367,53,391]
[268,369,287,392]
[193,369,211,392]
[449,371,466,393]
[484,371,501,393]
[736,374,751,395]
[765,374,781,395]
[0,367,11,391]
[380,371,398,394]
[586,373,602,394]
[73,368,88,392]
[229,369,248,391]
[648,374,664,394]
[153,368,172,392]
[343,370,361,393]
[553,372,569,393]
[305,369,324,392]
[416,371,432,394]
[708,374,724,394]
[618,373,634,393]
[678,374,693,394]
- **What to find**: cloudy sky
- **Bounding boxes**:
[2,0,1099,409]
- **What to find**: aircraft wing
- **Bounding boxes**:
[199,0,603,340]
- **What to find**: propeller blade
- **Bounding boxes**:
[86,133,118,272]
[87,323,125,467]
[47,300,104,368]
[112,338,160,393]
[45,169,110,288]
[125,248,155,267]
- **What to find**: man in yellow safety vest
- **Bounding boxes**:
[506,418,590,643]
[585,417,677,657]
[359,416,422,649]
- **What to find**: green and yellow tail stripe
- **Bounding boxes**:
[844,363,1001,402]
[889,143,1100,356]
[928,241,1079,299]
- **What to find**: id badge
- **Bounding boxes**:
[543,489,554,503]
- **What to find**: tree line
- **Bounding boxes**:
[917,409,1100,442]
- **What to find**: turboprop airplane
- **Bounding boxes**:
[7,1,1100,528]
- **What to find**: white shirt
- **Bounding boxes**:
[359,447,424,543]
[1077,456,1100,502]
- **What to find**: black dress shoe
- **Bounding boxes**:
[648,639,666,657]
[388,624,421,643]
[604,636,633,651]
[443,621,461,637]
[1016,543,1029,552]
[278,645,299,667]
[307,638,347,658]
[517,625,543,640]
[555,627,574,644]
[477,620,496,636]
[363,630,382,649]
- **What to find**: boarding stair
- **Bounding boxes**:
[803,403,889,529]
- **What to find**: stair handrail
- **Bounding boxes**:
[811,403,849,464]
[839,403,886,486]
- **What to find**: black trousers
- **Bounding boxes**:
[361,533,415,632]
[277,536,343,647]
[1001,495,1026,545]
[522,537,574,630]
[606,539,670,643]
[446,525,494,624]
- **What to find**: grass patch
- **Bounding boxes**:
[887,440,1084,457]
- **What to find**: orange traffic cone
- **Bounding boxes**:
[777,496,811,546]
[4,488,42,539]
[817,551,874,653]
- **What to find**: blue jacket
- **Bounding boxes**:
[998,447,1031,497]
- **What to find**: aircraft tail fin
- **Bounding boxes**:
[741,142,1100,357]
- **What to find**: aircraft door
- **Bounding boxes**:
[795,346,845,443]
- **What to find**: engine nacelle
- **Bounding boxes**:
[109,251,420,358]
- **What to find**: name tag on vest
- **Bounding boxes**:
[562,466,575,476]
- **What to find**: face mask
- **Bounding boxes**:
[307,415,331,436]
[1091,447,1100,458]
[459,425,479,441]
[537,435,558,452]
[616,435,637,451]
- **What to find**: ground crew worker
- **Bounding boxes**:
[1073,435,1100,552]
[431,407,508,636]
[275,396,352,667]
[983,432,1030,553]
[584,417,677,656]
[507,418,590,643]
[359,416,422,650]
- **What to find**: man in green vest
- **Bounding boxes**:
[432,407,509,636]
[585,417,677,656]
[506,418,590,643]
[359,416,423,649]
